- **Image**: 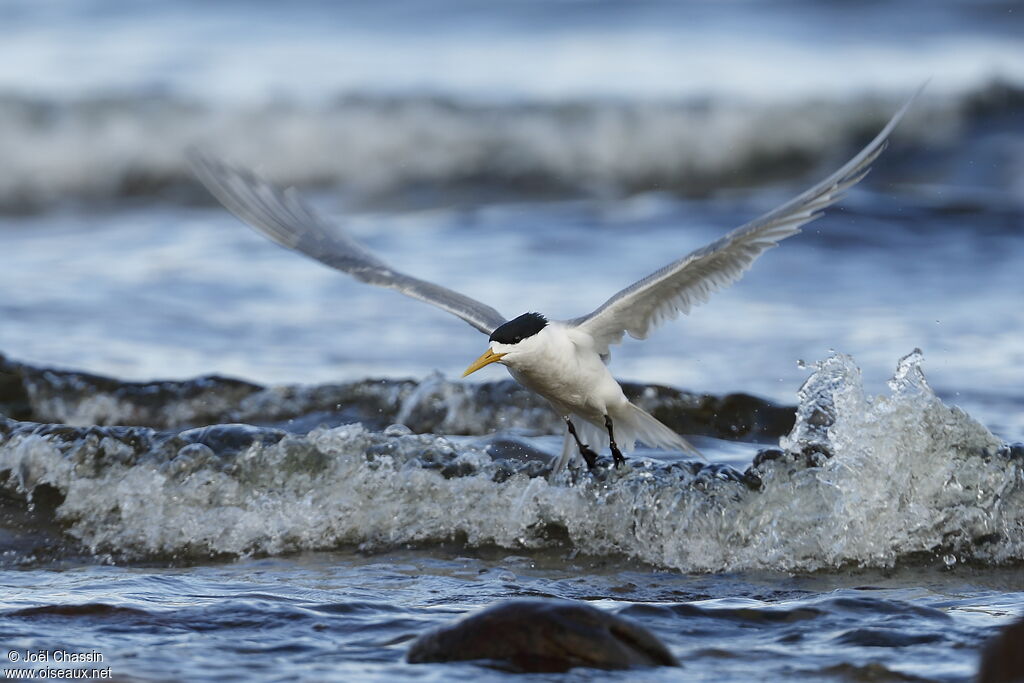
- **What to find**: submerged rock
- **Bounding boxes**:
[979,616,1024,683]
[406,599,679,672]
[0,352,794,440]
[0,353,261,428]
[0,350,1018,572]
[623,383,795,441]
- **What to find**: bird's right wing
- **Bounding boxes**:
[569,88,921,355]
[189,152,507,335]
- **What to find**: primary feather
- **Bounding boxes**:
[188,150,507,335]
[569,87,921,356]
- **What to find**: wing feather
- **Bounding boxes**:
[189,151,507,335]
[570,88,921,353]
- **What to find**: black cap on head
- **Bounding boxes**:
[489,312,548,345]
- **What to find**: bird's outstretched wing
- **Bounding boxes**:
[189,151,507,335]
[569,88,921,354]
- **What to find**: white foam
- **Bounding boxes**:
[1,351,1018,571]
[0,86,970,211]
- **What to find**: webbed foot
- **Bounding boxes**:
[610,443,626,468]
[579,444,600,469]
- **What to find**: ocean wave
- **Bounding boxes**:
[0,81,1019,213]
[0,350,1019,572]
[0,353,794,440]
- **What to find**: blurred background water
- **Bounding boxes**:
[1,1,1023,681]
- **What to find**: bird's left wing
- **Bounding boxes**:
[569,89,919,354]
[189,151,507,335]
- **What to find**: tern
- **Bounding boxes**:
[190,91,917,475]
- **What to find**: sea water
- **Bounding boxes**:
[1,1,1023,680]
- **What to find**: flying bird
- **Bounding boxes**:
[190,91,917,475]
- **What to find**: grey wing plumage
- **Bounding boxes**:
[570,87,921,354]
[189,151,507,335]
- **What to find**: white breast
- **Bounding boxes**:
[504,323,627,422]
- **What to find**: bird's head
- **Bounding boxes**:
[462,312,548,376]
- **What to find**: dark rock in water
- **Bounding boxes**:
[623,383,796,442]
[689,463,747,490]
[0,352,797,444]
[996,443,1024,461]
[978,615,1024,683]
[752,448,787,468]
[742,443,835,491]
[800,444,833,468]
[406,598,679,672]
[0,419,294,484]
[177,424,287,454]
[0,356,32,421]
[0,352,261,427]
[481,436,555,481]
[238,378,420,432]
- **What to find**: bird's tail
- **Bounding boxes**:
[550,403,705,476]
[617,403,706,460]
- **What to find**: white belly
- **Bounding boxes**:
[505,325,627,424]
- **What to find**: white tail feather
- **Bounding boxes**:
[619,403,705,459]
[550,402,704,476]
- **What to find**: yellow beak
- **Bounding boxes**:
[462,348,507,377]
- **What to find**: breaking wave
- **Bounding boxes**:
[0,81,1019,213]
[0,350,1020,572]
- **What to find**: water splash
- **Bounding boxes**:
[0,351,1020,571]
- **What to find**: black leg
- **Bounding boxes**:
[565,419,599,469]
[604,415,626,468]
